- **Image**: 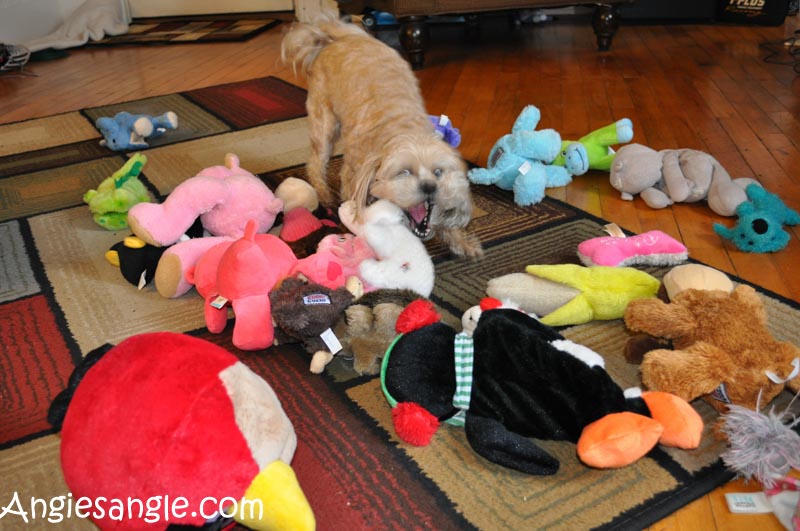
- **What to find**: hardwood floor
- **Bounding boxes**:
[2,11,798,530]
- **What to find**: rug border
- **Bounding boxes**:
[85,17,282,47]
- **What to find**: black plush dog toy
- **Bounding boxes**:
[381,299,703,475]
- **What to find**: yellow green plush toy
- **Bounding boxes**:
[525,264,659,325]
[83,153,151,230]
[551,118,634,175]
[488,264,659,326]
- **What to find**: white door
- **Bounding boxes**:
[128,0,293,18]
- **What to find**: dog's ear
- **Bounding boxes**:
[351,152,382,222]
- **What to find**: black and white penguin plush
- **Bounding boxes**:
[381,299,703,475]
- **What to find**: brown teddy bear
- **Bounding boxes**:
[623,264,734,364]
[624,282,800,432]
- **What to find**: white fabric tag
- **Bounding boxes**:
[725,492,774,514]
[438,114,449,126]
[320,328,342,354]
[518,160,532,175]
[210,295,228,309]
[303,294,331,305]
[766,358,800,384]
[137,270,147,290]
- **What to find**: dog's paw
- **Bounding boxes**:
[315,185,337,208]
[439,226,483,260]
[449,232,484,260]
[460,238,485,260]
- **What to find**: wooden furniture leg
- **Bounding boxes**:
[592,3,621,51]
[398,15,429,69]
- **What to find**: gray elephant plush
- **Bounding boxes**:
[609,143,759,216]
[95,111,178,151]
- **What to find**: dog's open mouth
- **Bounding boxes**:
[406,200,433,239]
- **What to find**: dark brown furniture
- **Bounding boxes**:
[363,1,635,68]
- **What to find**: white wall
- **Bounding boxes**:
[128,0,292,18]
[0,0,89,44]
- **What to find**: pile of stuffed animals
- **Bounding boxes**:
[67,104,800,530]
[92,143,435,374]
[467,105,800,253]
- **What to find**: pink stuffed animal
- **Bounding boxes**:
[185,220,362,350]
[315,233,378,291]
[577,229,688,267]
[155,236,234,298]
[128,153,283,247]
[186,222,299,351]
[154,231,370,300]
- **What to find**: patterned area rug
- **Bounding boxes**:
[87,17,281,46]
[2,76,799,530]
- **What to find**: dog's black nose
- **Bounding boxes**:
[421,181,437,195]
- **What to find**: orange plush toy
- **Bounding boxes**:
[624,283,800,429]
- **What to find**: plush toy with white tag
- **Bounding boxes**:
[467,105,573,206]
[270,277,355,373]
[624,280,800,436]
[95,111,178,151]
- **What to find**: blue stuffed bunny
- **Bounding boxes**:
[467,105,572,206]
[713,184,800,253]
[95,111,178,151]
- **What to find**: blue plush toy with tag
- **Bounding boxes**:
[467,105,572,206]
[96,111,178,151]
[713,184,800,253]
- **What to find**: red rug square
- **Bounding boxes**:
[0,295,74,445]
[183,77,307,129]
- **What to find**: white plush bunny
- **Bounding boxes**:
[340,199,434,297]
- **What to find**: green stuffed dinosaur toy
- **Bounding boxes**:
[83,153,151,230]
[552,118,634,175]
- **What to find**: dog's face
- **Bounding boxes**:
[354,134,473,240]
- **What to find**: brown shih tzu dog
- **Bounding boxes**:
[281,15,483,259]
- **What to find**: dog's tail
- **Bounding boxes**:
[281,14,367,76]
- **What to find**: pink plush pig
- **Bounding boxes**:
[128,153,283,247]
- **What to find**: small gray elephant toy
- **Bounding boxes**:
[609,143,759,216]
[95,111,178,151]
